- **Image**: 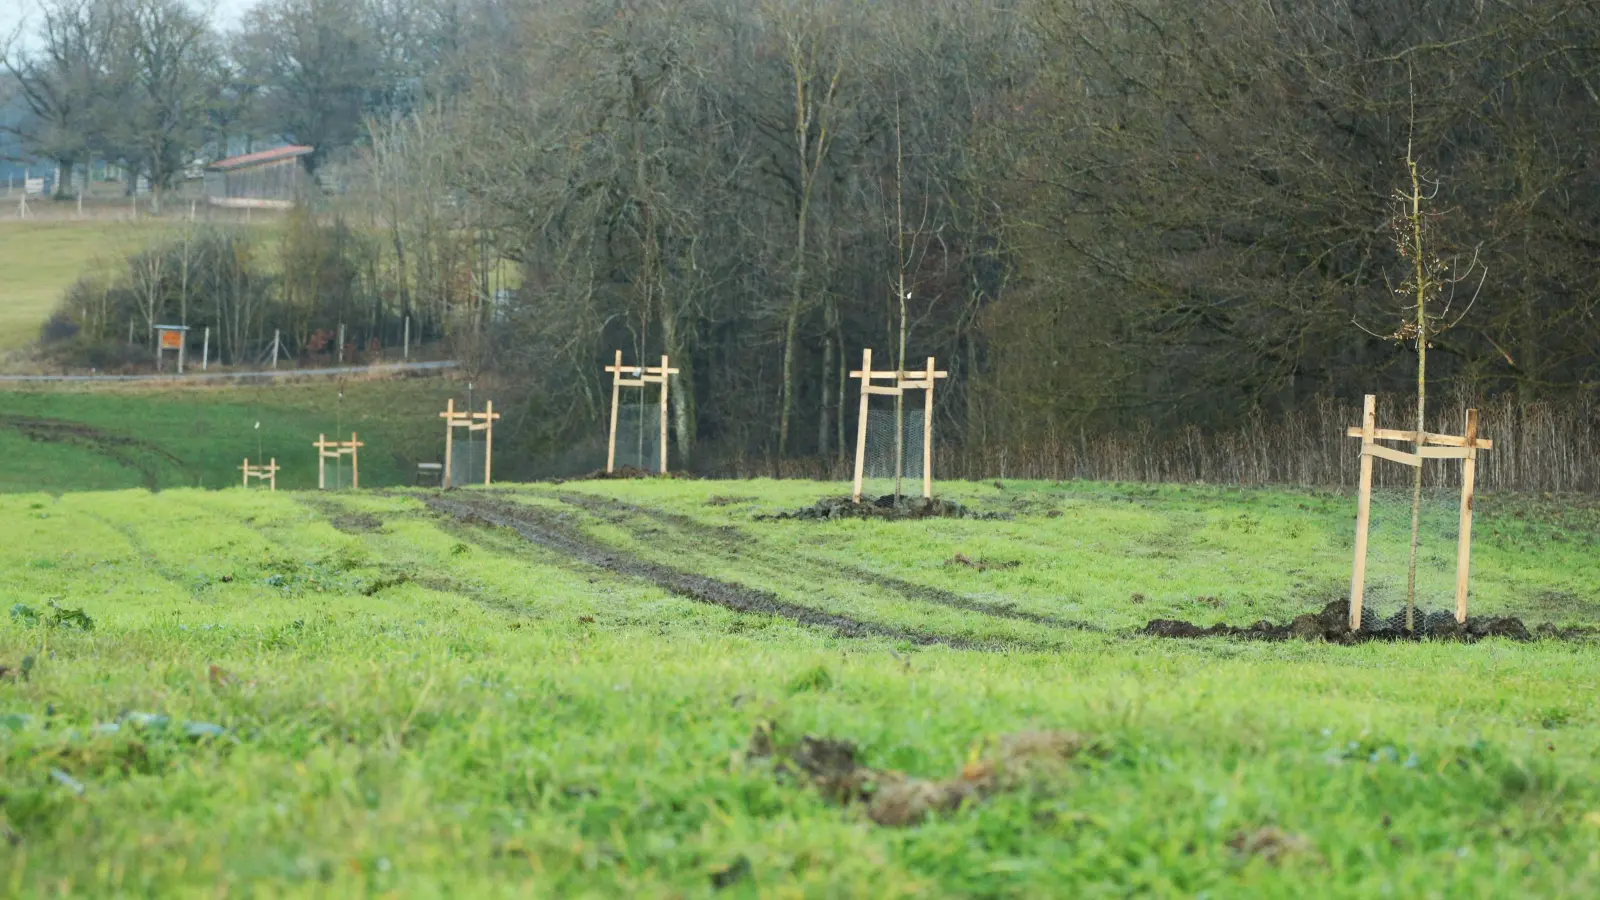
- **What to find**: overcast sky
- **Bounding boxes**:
[3,0,253,50]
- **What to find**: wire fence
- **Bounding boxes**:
[858,406,928,499]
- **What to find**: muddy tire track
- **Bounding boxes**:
[421,492,1034,652]
[295,495,387,534]
[549,491,1102,633]
[0,415,186,491]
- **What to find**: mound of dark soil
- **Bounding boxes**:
[554,465,695,483]
[1142,600,1535,644]
[757,495,1007,522]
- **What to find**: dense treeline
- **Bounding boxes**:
[10,0,1600,474]
[45,211,444,369]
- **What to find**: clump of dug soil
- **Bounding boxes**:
[746,720,1091,827]
[554,465,695,483]
[756,495,1007,522]
[1142,600,1535,644]
[944,553,1020,572]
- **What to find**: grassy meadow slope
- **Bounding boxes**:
[0,376,476,492]
[2,480,1598,896]
[0,219,170,352]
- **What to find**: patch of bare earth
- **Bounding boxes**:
[757,495,1007,522]
[746,721,1094,827]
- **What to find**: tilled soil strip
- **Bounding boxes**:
[421,493,1021,652]
[551,491,1102,633]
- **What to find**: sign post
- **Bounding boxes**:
[154,325,190,374]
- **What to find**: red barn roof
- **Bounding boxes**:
[207,145,314,171]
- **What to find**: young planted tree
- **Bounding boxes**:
[1366,131,1486,632]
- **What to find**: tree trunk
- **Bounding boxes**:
[1405,152,1428,634]
[818,307,833,461]
[661,293,695,468]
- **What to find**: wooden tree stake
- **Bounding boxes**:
[442,398,456,489]
[1349,395,1376,630]
[922,356,935,500]
[607,350,622,474]
[849,349,947,503]
[604,352,678,474]
[481,401,497,484]
[658,355,670,475]
[1455,408,1479,624]
[313,433,363,490]
[852,349,872,502]
[440,399,500,487]
[1346,395,1491,630]
[239,457,278,491]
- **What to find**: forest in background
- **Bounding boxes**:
[7,0,1600,475]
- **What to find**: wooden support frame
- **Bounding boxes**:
[1346,395,1489,630]
[440,398,501,488]
[239,457,278,491]
[848,350,948,503]
[603,351,679,475]
[312,432,364,490]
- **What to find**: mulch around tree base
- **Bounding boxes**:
[1143,600,1540,644]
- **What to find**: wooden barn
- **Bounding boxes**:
[203,145,314,209]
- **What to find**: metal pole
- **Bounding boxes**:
[337,324,345,364]
[202,327,210,371]
[272,329,280,369]
[177,332,185,374]
[403,316,410,360]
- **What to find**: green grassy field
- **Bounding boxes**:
[2,478,1598,896]
[0,377,480,492]
[0,220,172,351]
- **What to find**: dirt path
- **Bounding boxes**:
[420,492,1032,651]
[551,491,1101,632]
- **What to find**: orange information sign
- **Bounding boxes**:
[159,329,183,349]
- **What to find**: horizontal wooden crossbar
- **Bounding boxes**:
[1418,446,1473,459]
[1364,444,1420,467]
[1345,426,1493,450]
[606,367,678,381]
[850,369,949,381]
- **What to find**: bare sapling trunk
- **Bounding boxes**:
[1404,148,1427,634]
[893,106,908,501]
